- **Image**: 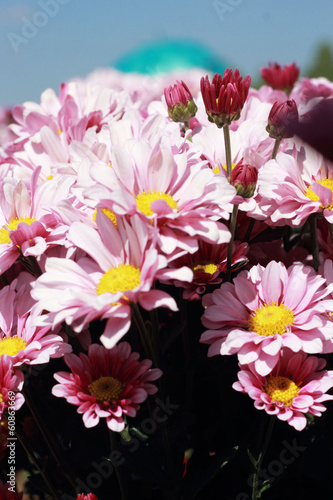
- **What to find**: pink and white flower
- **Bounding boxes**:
[31,213,183,348]
[52,342,162,432]
[0,355,25,420]
[201,260,333,375]
[233,348,333,431]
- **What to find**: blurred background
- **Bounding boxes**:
[1,0,333,106]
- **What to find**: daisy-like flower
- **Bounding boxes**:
[0,281,72,367]
[233,349,333,431]
[0,355,25,420]
[80,138,235,257]
[31,213,184,348]
[52,342,162,432]
[258,147,333,226]
[200,260,333,376]
[0,170,73,274]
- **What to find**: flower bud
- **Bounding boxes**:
[260,62,300,93]
[200,68,251,127]
[164,80,197,123]
[266,100,299,140]
[228,159,258,198]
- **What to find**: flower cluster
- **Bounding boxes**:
[1,61,333,497]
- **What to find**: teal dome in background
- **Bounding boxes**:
[112,39,227,75]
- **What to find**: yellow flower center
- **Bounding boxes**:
[96,263,141,295]
[213,163,236,174]
[306,178,333,210]
[92,208,118,228]
[0,217,36,244]
[0,336,27,357]
[89,376,123,403]
[192,262,218,276]
[265,375,299,406]
[248,302,294,337]
[136,190,178,217]
[0,393,3,403]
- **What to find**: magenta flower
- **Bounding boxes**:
[201,261,333,376]
[260,62,300,93]
[266,100,299,140]
[228,159,258,198]
[76,493,98,500]
[233,349,333,431]
[52,342,162,432]
[164,80,197,123]
[0,355,25,420]
[200,69,251,127]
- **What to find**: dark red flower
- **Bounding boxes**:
[260,62,300,93]
[200,69,251,127]
[76,494,98,500]
[164,80,197,123]
[266,100,299,140]
[228,159,258,198]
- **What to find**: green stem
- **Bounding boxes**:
[223,124,232,177]
[244,218,255,243]
[252,416,275,500]
[109,430,127,500]
[131,303,159,367]
[270,138,282,160]
[309,214,319,271]
[22,387,78,492]
[15,426,62,499]
[226,204,239,282]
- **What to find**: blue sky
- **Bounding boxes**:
[1,0,332,106]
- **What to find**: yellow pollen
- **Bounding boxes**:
[46,175,53,180]
[265,375,299,406]
[0,394,3,403]
[92,208,118,228]
[0,336,27,357]
[96,263,141,296]
[58,128,62,135]
[306,178,333,210]
[213,166,221,174]
[248,302,294,337]
[0,217,37,244]
[89,376,123,403]
[193,263,218,276]
[136,190,178,217]
[221,162,236,172]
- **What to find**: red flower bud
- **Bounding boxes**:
[260,62,300,93]
[228,159,258,198]
[200,69,251,128]
[76,494,98,500]
[266,100,299,140]
[164,80,197,123]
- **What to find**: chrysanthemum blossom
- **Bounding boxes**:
[31,213,182,348]
[260,62,300,93]
[76,494,98,500]
[52,342,162,432]
[0,282,72,367]
[233,349,333,430]
[258,148,333,226]
[80,140,235,256]
[200,69,251,127]
[201,260,333,376]
[0,355,25,420]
